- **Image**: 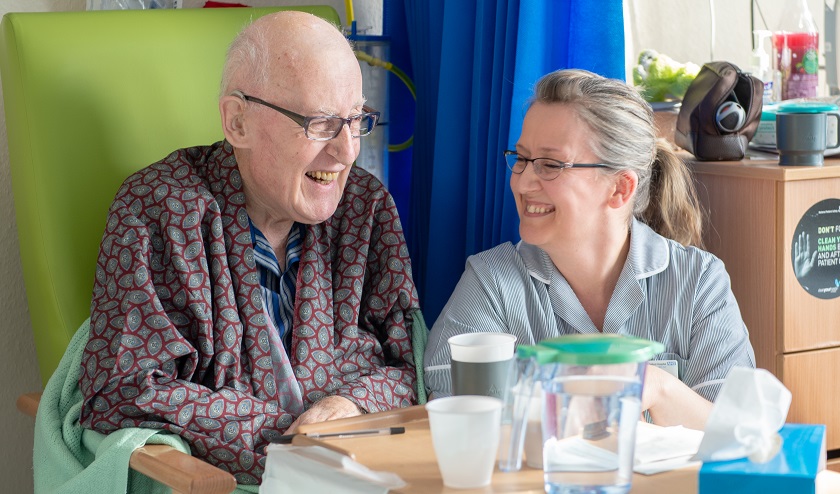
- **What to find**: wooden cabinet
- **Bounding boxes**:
[691,158,840,452]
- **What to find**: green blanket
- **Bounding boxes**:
[410,309,429,405]
[33,319,257,494]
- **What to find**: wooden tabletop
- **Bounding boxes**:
[318,418,698,493]
[296,407,840,494]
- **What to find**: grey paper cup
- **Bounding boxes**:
[448,333,516,399]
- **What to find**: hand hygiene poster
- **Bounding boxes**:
[792,198,840,299]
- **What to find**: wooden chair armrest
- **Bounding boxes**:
[297,404,428,434]
[16,392,41,417]
[16,391,236,494]
[131,445,236,494]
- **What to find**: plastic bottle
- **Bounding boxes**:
[751,30,778,104]
[773,0,819,100]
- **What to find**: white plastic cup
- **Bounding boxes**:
[426,395,503,489]
[448,333,516,399]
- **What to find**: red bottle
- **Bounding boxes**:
[773,0,819,100]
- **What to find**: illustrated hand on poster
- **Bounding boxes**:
[793,231,818,279]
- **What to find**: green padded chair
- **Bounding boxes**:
[0,6,341,493]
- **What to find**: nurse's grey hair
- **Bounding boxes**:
[531,69,703,247]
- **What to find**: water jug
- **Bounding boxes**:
[498,334,664,494]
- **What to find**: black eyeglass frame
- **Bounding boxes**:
[503,150,610,181]
[233,90,380,141]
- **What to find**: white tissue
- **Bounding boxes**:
[542,436,620,472]
[260,444,406,494]
[635,423,702,464]
[692,367,791,463]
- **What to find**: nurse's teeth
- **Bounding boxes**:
[526,205,554,214]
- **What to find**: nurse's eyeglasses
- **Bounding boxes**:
[503,150,610,181]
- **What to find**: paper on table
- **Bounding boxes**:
[541,421,703,476]
[633,421,704,475]
[543,436,620,473]
[260,443,406,494]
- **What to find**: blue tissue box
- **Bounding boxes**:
[699,424,826,494]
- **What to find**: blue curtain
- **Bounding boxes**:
[398,0,625,324]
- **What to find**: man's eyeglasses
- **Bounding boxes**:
[503,150,610,181]
[233,90,380,141]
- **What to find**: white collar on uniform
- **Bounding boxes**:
[516,217,671,284]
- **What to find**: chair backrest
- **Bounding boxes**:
[0,6,340,386]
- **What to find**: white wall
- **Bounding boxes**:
[626,0,828,92]
[0,3,84,493]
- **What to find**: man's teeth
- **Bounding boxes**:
[306,171,339,183]
[526,205,554,214]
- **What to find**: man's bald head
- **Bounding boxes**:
[216,10,365,233]
[220,10,355,98]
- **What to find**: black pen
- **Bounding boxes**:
[273,426,406,444]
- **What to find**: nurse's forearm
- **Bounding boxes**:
[643,365,712,430]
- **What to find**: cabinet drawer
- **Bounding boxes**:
[782,347,840,450]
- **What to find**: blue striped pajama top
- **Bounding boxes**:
[250,220,303,353]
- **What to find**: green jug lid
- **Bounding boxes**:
[776,101,839,114]
[516,334,665,365]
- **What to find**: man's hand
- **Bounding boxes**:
[285,395,363,434]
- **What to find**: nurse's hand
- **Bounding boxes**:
[284,395,364,434]
[642,365,712,430]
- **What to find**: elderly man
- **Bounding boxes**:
[78,11,420,483]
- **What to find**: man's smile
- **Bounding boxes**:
[305,170,339,184]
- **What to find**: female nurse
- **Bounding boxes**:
[424,69,755,430]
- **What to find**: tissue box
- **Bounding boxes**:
[699,424,826,494]
[751,107,780,148]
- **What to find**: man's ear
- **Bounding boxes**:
[608,170,638,209]
[220,95,249,147]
